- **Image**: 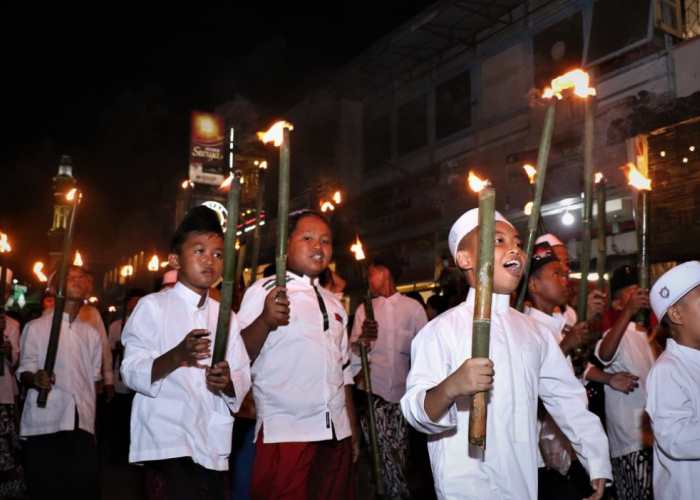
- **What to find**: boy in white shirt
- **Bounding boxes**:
[18,265,102,500]
[646,261,700,500]
[401,209,612,500]
[121,206,251,500]
[594,265,656,500]
[238,210,358,500]
[350,253,428,498]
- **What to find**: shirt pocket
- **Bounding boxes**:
[206,411,234,457]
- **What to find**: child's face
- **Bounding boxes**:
[65,267,90,302]
[287,216,332,278]
[530,261,568,306]
[552,245,571,278]
[668,284,700,335]
[457,221,524,294]
[367,265,388,295]
[169,232,224,295]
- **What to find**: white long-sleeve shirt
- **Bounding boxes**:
[80,304,113,385]
[594,321,655,457]
[121,282,251,471]
[18,312,102,436]
[401,289,612,500]
[238,271,353,444]
[645,339,700,500]
[349,292,428,403]
[0,316,20,404]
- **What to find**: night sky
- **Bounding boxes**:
[1,1,436,285]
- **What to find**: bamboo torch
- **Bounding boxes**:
[350,236,386,495]
[38,188,81,408]
[148,255,160,294]
[0,231,12,376]
[467,172,495,449]
[212,130,243,366]
[522,165,547,236]
[594,173,607,297]
[624,163,652,327]
[249,161,268,286]
[119,265,134,333]
[516,69,596,312]
[258,122,293,295]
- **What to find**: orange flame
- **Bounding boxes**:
[259,161,268,170]
[220,173,234,189]
[0,232,10,253]
[542,69,596,100]
[66,188,78,201]
[320,201,335,212]
[181,180,192,189]
[74,251,83,266]
[88,297,98,304]
[235,239,241,251]
[350,236,366,261]
[33,262,48,282]
[468,172,489,193]
[160,261,169,268]
[257,121,294,147]
[523,164,537,184]
[594,172,604,184]
[121,265,134,277]
[148,255,160,272]
[623,163,651,191]
[524,201,534,216]
[333,191,341,204]
[108,306,117,313]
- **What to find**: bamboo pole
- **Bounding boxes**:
[38,190,81,407]
[577,97,596,322]
[249,165,267,286]
[212,167,242,366]
[595,177,607,295]
[515,99,556,312]
[468,183,495,449]
[275,128,291,295]
[636,190,650,327]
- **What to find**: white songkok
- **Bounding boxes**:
[448,208,512,260]
[650,261,700,322]
[535,233,565,248]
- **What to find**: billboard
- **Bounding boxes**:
[189,111,226,186]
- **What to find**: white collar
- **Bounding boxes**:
[525,306,566,332]
[667,338,700,364]
[466,288,511,313]
[173,281,209,309]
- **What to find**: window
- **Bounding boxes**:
[364,113,390,172]
[398,94,428,157]
[435,71,471,141]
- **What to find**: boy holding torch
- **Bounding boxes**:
[238,210,358,500]
[401,208,611,500]
[120,206,251,499]
[18,265,102,500]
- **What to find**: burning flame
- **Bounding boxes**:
[523,164,537,184]
[181,180,192,189]
[121,265,134,277]
[34,262,48,282]
[88,297,98,304]
[259,161,268,170]
[235,239,241,251]
[623,163,652,191]
[220,172,242,189]
[0,232,10,253]
[66,188,78,201]
[148,255,160,271]
[108,306,117,313]
[74,251,83,266]
[257,121,294,147]
[333,191,341,204]
[524,201,534,216]
[542,69,596,100]
[594,172,604,184]
[160,261,169,268]
[320,201,335,212]
[350,236,366,261]
[468,172,489,193]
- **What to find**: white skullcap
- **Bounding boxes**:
[650,261,700,322]
[162,269,178,286]
[535,234,565,247]
[448,208,512,260]
[0,267,12,285]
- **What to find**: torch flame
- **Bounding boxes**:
[160,261,169,268]
[350,236,366,261]
[542,69,596,100]
[108,306,117,313]
[257,121,294,147]
[259,161,268,170]
[333,191,341,204]
[235,239,241,251]
[33,262,48,282]
[220,173,234,189]
[88,297,98,304]
[320,201,335,212]
[468,172,489,193]
[524,201,534,216]
[181,180,189,189]
[148,255,160,271]
[74,251,83,266]
[523,164,537,184]
[121,265,134,277]
[0,232,10,253]
[66,188,78,201]
[623,163,652,191]
[594,172,604,184]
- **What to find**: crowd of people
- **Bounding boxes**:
[0,204,698,500]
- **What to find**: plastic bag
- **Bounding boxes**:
[539,412,573,476]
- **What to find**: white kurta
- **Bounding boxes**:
[401,290,611,500]
[349,292,428,403]
[645,339,700,500]
[594,321,655,457]
[121,283,251,471]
